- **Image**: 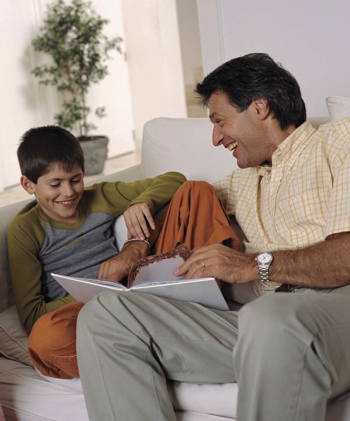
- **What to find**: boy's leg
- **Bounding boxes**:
[76,291,239,421]
[27,301,83,379]
[155,180,240,253]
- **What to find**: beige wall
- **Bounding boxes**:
[0,0,134,192]
[120,0,187,142]
[196,0,350,117]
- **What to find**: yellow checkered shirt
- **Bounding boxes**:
[213,119,350,297]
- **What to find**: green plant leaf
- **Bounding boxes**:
[31,0,123,137]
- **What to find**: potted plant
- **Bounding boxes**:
[31,0,123,175]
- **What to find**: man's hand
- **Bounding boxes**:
[124,203,156,240]
[97,240,149,282]
[175,244,258,284]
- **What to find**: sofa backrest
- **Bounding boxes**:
[140,116,329,182]
[140,117,239,183]
[0,199,31,312]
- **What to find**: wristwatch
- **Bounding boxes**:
[255,252,273,282]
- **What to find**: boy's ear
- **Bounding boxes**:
[253,98,270,120]
[20,175,35,195]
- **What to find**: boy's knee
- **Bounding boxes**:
[28,302,83,359]
[176,180,213,196]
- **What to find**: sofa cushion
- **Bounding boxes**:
[0,305,33,367]
[326,96,350,121]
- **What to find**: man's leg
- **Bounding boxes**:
[76,291,239,421]
[234,286,350,421]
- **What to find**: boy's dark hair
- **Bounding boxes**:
[18,126,84,183]
[195,52,306,130]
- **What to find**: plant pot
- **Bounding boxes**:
[79,136,109,176]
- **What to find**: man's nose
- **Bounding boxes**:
[212,126,223,147]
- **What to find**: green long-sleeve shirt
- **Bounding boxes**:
[7,172,186,333]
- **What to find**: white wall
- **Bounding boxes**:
[0,0,134,192]
[120,0,187,142]
[176,0,203,88]
[196,0,350,118]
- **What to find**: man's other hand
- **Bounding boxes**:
[175,244,258,284]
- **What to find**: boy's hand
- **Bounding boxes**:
[98,240,149,282]
[124,203,156,240]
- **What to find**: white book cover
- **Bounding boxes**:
[52,245,229,311]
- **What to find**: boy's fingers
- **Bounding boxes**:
[142,206,156,230]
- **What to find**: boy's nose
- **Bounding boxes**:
[62,183,74,197]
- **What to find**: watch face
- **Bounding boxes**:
[259,253,272,264]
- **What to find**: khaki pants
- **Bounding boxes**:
[76,283,350,421]
[28,181,240,378]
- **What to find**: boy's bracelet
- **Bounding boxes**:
[123,237,151,252]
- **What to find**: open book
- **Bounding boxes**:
[52,244,229,311]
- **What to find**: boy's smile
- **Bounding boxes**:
[21,162,85,223]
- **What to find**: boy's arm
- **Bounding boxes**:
[7,222,75,334]
[122,171,186,240]
[97,203,169,282]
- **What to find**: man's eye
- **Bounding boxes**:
[50,184,60,188]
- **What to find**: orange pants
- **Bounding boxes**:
[28,181,240,379]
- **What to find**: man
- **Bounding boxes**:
[76,53,350,421]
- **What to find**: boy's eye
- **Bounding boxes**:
[71,179,80,184]
[50,184,60,188]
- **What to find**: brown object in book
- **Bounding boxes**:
[127,243,191,287]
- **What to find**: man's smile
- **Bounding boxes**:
[227,141,238,152]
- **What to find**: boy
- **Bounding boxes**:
[7,125,186,378]
[8,125,239,379]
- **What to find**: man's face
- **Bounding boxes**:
[21,162,84,223]
[209,91,273,168]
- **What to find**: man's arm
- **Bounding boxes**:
[97,203,170,282]
[176,232,350,288]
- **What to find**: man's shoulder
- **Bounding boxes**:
[317,118,350,142]
[315,118,350,157]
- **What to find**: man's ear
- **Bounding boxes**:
[253,98,270,120]
[20,175,36,195]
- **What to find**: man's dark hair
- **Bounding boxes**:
[18,126,84,183]
[195,53,306,130]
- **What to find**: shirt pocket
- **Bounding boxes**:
[275,190,328,245]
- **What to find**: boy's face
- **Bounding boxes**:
[21,162,85,223]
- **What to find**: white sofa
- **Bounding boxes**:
[1,114,350,421]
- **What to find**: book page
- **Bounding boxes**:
[51,273,127,304]
[128,243,191,287]
[132,255,185,286]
